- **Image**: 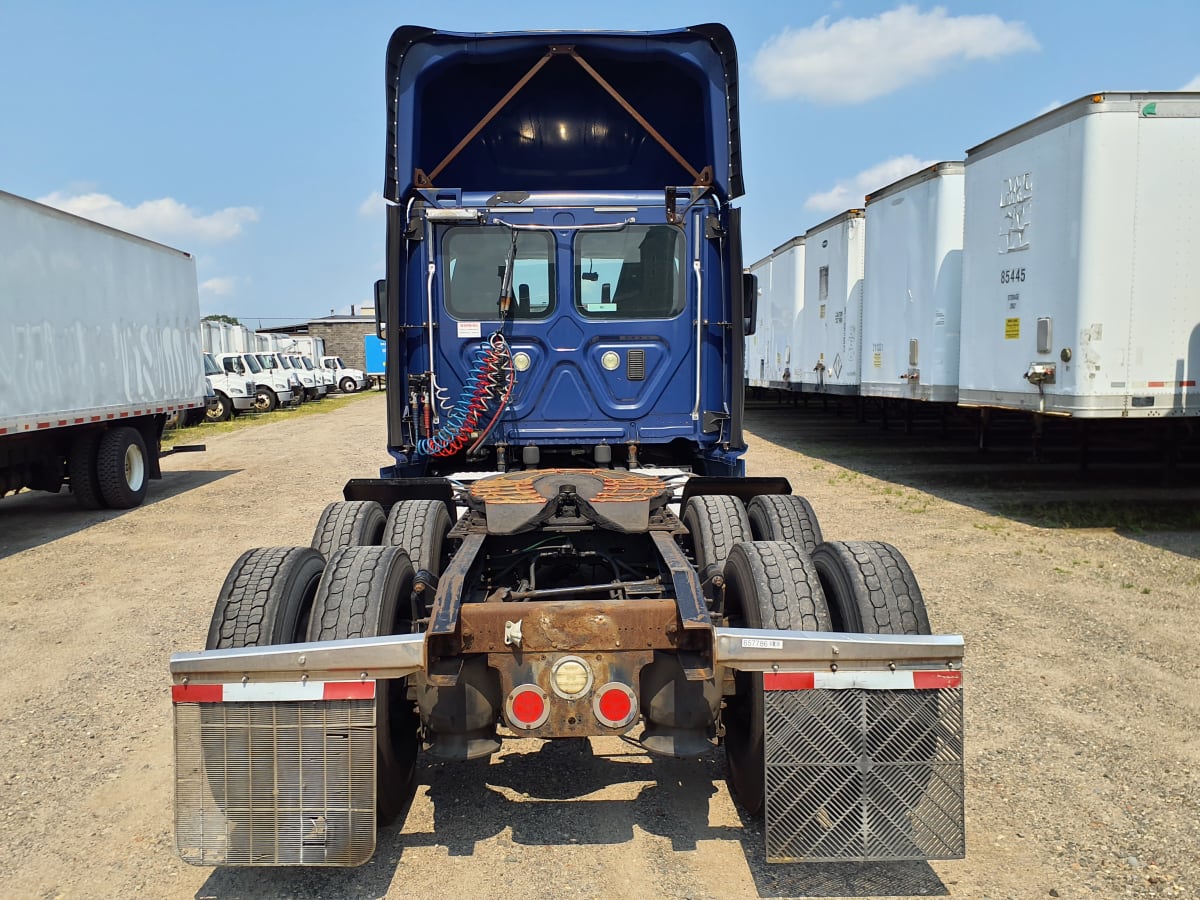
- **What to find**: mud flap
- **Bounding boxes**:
[762,671,964,862]
[173,685,378,867]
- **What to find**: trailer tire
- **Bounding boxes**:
[67,429,105,510]
[95,426,149,509]
[308,545,420,824]
[253,386,278,413]
[384,499,453,576]
[747,494,823,553]
[205,546,325,649]
[682,494,751,584]
[810,540,930,635]
[340,376,357,393]
[311,500,387,558]
[721,541,831,817]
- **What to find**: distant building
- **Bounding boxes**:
[259,311,376,370]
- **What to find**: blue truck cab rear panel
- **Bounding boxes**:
[378,26,749,478]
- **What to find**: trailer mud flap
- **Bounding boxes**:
[762,671,964,863]
[173,684,378,867]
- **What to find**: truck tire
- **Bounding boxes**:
[809,540,940,854]
[206,546,325,649]
[307,545,420,823]
[747,494,823,553]
[340,376,357,393]
[95,426,149,509]
[67,429,105,510]
[810,540,931,635]
[383,499,453,575]
[311,500,386,559]
[253,386,278,413]
[681,494,751,584]
[720,541,832,818]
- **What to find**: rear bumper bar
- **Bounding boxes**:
[169,627,962,685]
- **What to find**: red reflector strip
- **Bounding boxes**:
[323,681,376,700]
[762,672,815,691]
[171,680,376,703]
[913,670,963,690]
[764,670,960,691]
[172,684,222,703]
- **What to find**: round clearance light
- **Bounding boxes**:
[601,351,620,371]
[550,656,593,699]
[593,682,638,729]
[506,685,549,729]
[513,351,531,372]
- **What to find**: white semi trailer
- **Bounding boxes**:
[0,190,205,508]
[797,210,866,396]
[861,163,965,403]
[748,236,805,391]
[959,92,1200,417]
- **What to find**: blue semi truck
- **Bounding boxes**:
[170,24,965,868]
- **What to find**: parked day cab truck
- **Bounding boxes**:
[1,190,204,508]
[171,25,966,870]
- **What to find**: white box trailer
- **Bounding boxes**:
[861,163,965,402]
[748,237,805,389]
[0,189,204,507]
[797,210,865,395]
[959,92,1200,417]
[745,254,772,388]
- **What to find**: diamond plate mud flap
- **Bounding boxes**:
[762,670,964,863]
[173,682,377,867]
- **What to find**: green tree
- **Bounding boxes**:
[203,314,241,326]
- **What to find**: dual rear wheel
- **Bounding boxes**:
[204,498,455,824]
[688,493,932,817]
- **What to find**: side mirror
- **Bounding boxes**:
[742,272,758,336]
[374,279,387,340]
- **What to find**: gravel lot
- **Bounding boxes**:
[1,392,1197,899]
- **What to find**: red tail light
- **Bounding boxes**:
[593,682,638,728]
[506,685,549,729]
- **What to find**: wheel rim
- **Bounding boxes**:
[124,443,146,491]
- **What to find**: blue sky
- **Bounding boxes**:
[3,1,1197,328]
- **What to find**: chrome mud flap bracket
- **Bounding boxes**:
[714,627,965,863]
[173,682,378,867]
[763,671,964,862]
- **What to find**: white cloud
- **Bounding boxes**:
[36,191,258,243]
[199,276,238,297]
[753,5,1039,104]
[1036,100,1063,116]
[1180,74,1200,91]
[805,154,936,212]
[358,193,385,218]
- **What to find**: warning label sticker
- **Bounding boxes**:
[457,321,482,339]
[1005,318,1020,340]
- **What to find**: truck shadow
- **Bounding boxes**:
[744,402,1200,560]
[0,468,239,561]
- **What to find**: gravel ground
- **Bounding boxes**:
[0,393,1197,899]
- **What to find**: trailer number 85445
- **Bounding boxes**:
[1000,267,1026,284]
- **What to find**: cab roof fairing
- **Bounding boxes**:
[384,24,743,204]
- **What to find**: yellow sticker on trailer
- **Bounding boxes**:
[1005,318,1020,340]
